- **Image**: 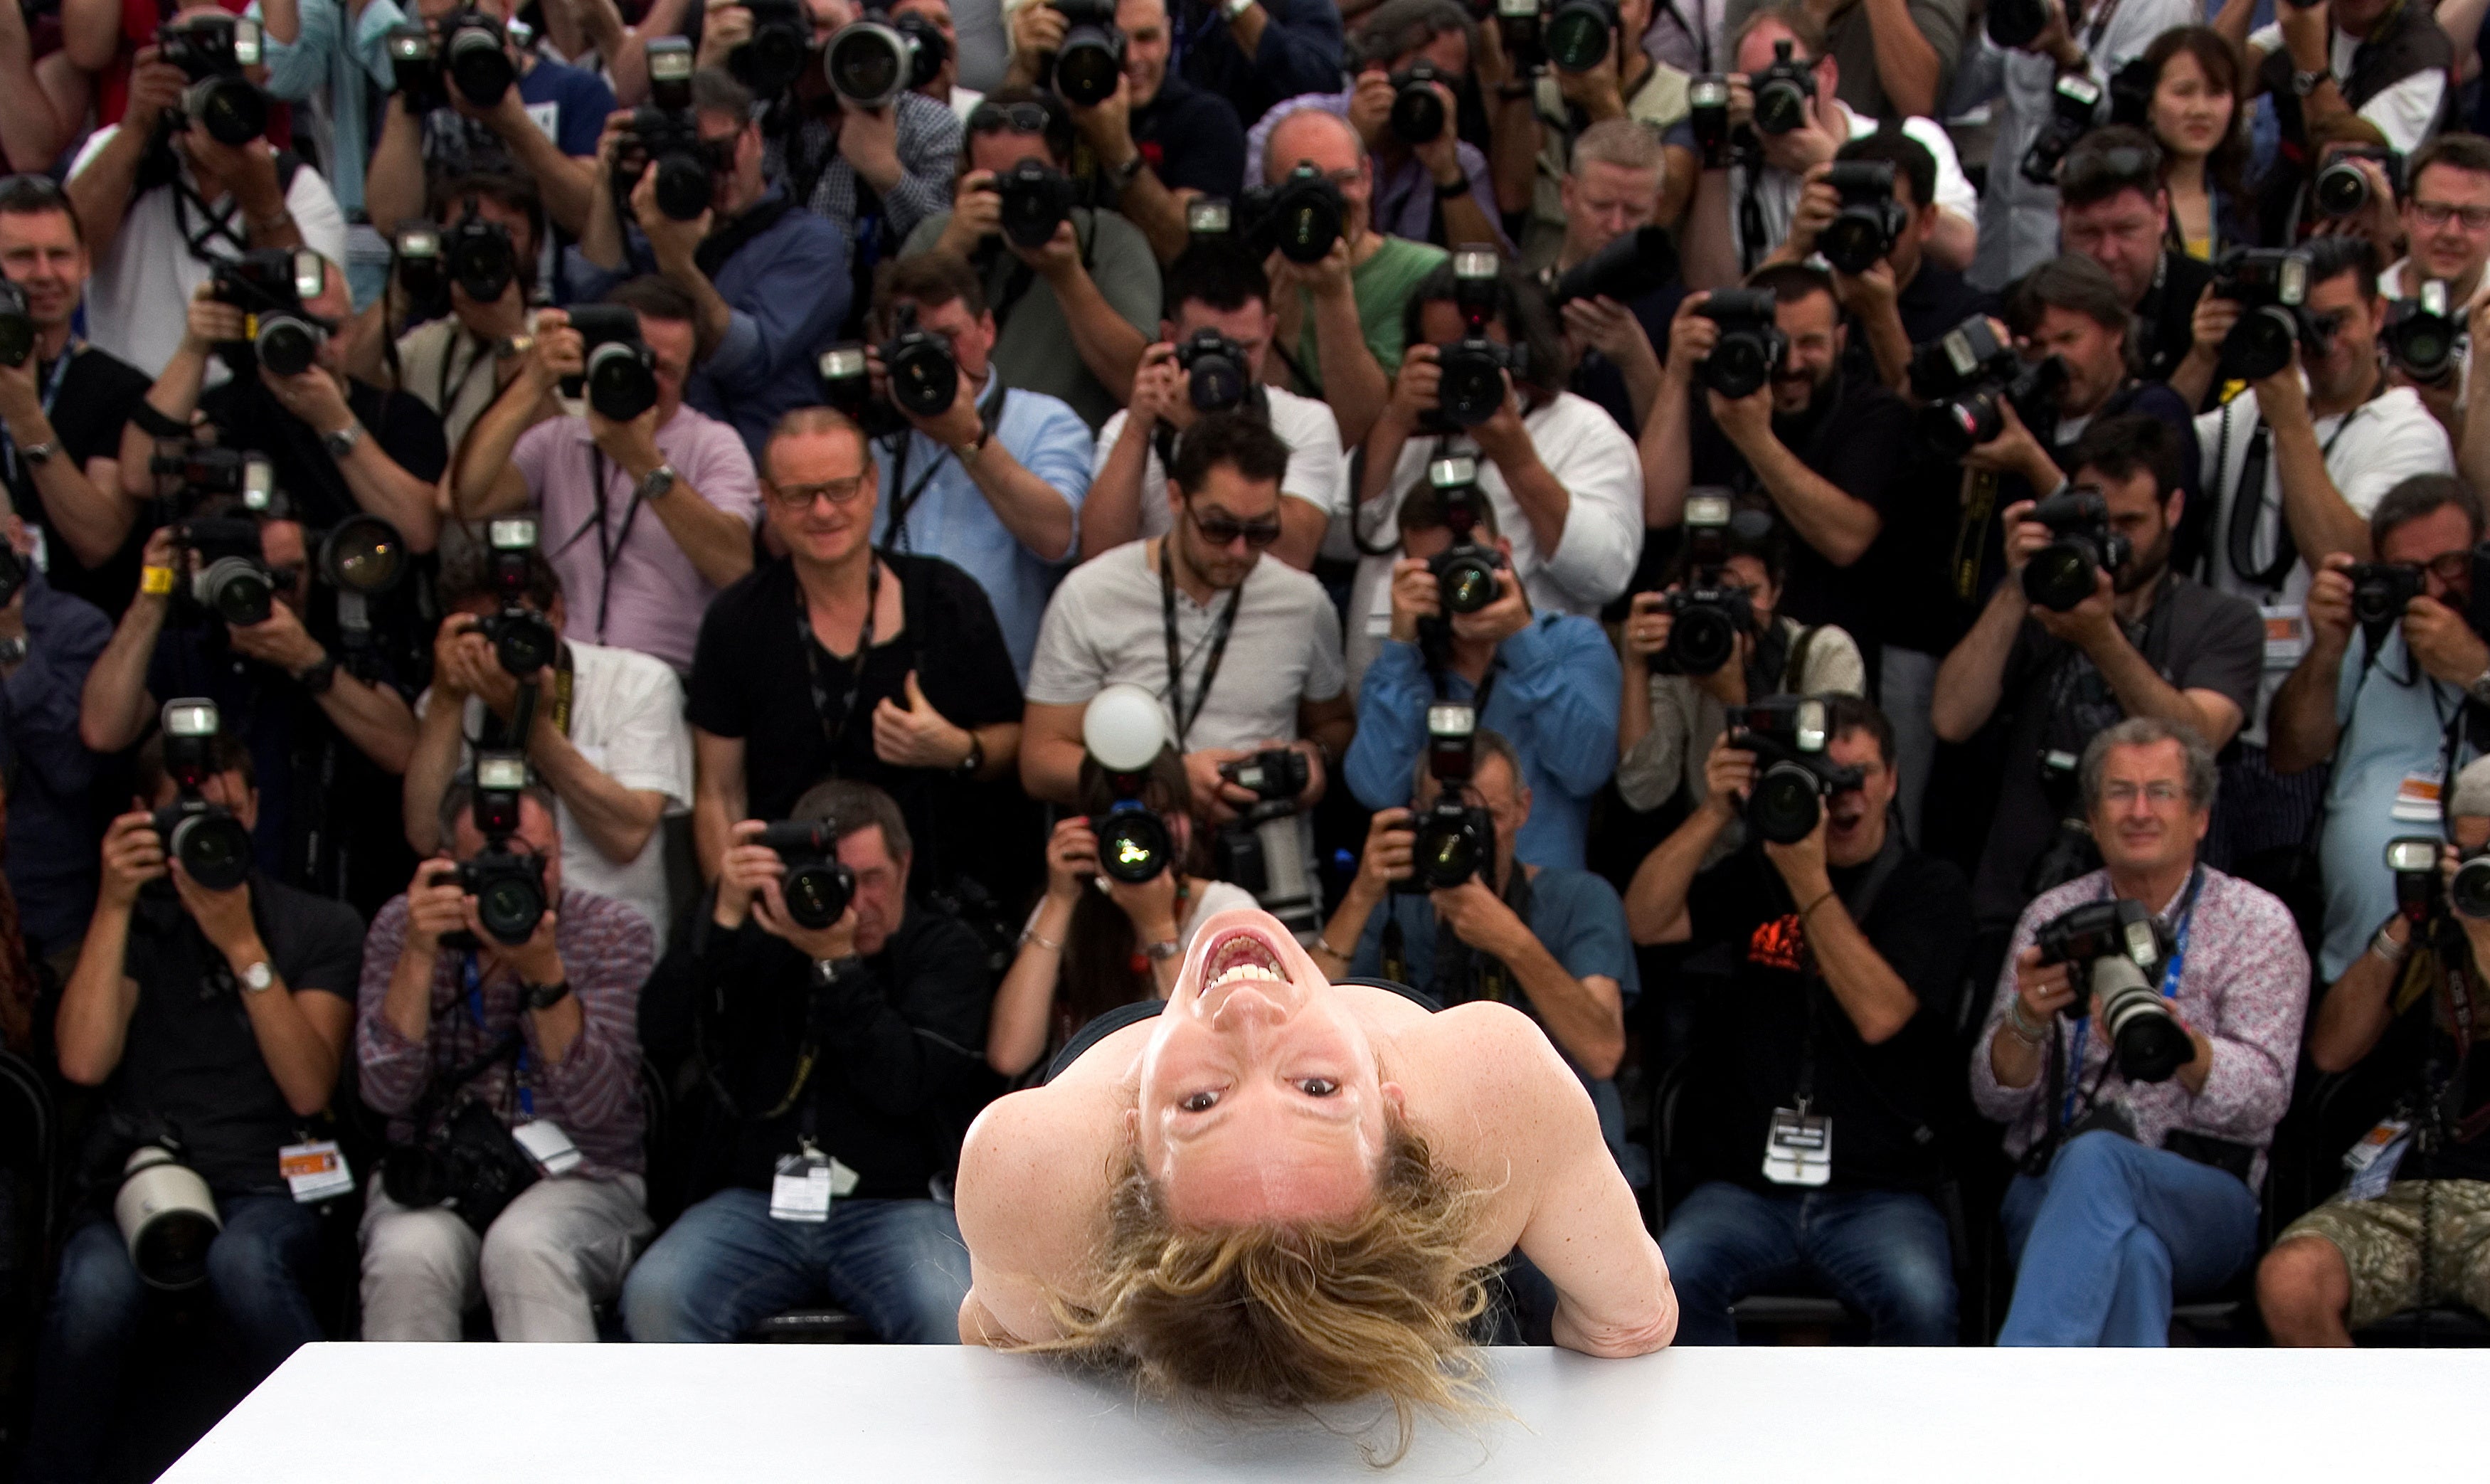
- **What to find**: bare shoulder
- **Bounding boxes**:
[1388,1002,1603,1217]
[955,1079,1120,1341]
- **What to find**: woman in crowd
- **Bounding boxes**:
[2145,27,2252,261]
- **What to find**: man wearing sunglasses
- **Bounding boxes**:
[2270,477,2490,990]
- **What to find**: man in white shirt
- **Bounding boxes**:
[1084,246,1345,571]
[403,544,694,952]
[2227,0,2449,161]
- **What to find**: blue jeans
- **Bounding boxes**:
[1658,1180,1957,1345]
[622,1187,970,1344]
[21,1195,323,1484]
[1998,1130,2259,1347]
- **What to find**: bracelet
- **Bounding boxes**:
[1434,172,1472,201]
[247,206,296,234]
[1797,888,1837,923]
[2372,923,2411,967]
[140,564,176,595]
[1312,933,1349,960]
[1019,927,1064,952]
[2003,1002,2049,1046]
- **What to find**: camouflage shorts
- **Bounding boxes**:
[2277,1180,2490,1330]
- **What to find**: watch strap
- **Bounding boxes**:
[523,977,571,1010]
[2291,66,2331,96]
[294,653,340,694]
[323,421,365,460]
[18,439,55,465]
[1434,171,1473,200]
[1144,937,1182,961]
[2469,668,2490,706]
[812,954,866,987]
[954,731,985,777]
[635,463,679,502]
[238,960,275,993]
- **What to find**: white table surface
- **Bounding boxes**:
[161,1341,2484,1482]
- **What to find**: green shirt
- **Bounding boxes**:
[1291,235,1448,394]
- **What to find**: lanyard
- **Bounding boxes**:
[2,345,74,489]
[796,553,881,763]
[881,376,1008,553]
[2217,396,2369,593]
[437,327,498,420]
[2063,864,2203,1125]
[462,952,533,1117]
[1159,539,1241,748]
[549,448,651,644]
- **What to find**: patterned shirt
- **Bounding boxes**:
[761,90,961,258]
[1970,865,2309,1189]
[356,886,652,1181]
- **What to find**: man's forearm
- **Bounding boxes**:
[2273,424,2373,561]
[236,958,344,1115]
[533,721,664,863]
[2086,627,2235,747]
[28,446,134,570]
[81,601,164,751]
[1310,285,1388,445]
[963,444,1076,562]
[1314,876,1387,972]
[1860,300,1912,394]
[1488,95,1537,215]
[2267,642,2347,774]
[1680,171,1739,289]
[1931,577,2023,741]
[335,436,444,553]
[1438,189,1503,257]
[1622,802,1729,943]
[382,944,439,1045]
[2166,345,2220,412]
[1500,933,1623,1077]
[1746,433,1879,563]
[1081,418,1153,560]
[1988,1017,2044,1088]
[641,480,755,590]
[55,903,135,1085]
[655,249,735,361]
[1111,165,1190,263]
[141,344,211,430]
[2309,936,2397,1073]
[1861,0,1939,117]
[1800,894,1918,1044]
[1021,733,1088,807]
[499,120,598,238]
[317,668,419,774]
[455,379,541,515]
[1639,372,1693,526]
[403,694,464,854]
[364,105,428,236]
[65,121,148,264]
[1490,438,1571,558]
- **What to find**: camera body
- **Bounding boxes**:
[2211,247,2321,381]
[1220,748,1310,802]
[1818,160,1906,275]
[1909,314,2070,457]
[1049,0,1124,107]
[158,11,267,145]
[151,698,254,893]
[1722,695,1863,844]
[1174,327,1249,413]
[211,248,329,377]
[440,8,514,107]
[167,512,279,628]
[1239,164,1345,265]
[825,8,947,107]
[444,208,518,306]
[2031,898,2193,1084]
[992,159,1076,250]
[1985,0,2047,48]
[0,280,33,369]
[731,0,812,95]
[615,98,720,223]
[2388,836,2490,921]
[564,304,659,423]
[387,23,448,113]
[1696,287,1786,399]
[1688,74,1730,167]
[1397,702,1497,893]
[2346,560,2425,654]
[2021,486,2130,613]
[1431,248,1524,429]
[2020,72,2103,188]
[472,516,558,676]
[1422,458,1508,620]
[2314,144,2402,219]
[758,820,859,929]
[1751,39,1813,135]
[455,752,547,946]
[1389,60,1453,144]
[2383,279,2459,385]
[881,302,960,420]
[116,1144,221,1290]
[1650,493,1755,677]
[1548,224,1676,307]
[396,226,451,322]
[1214,748,1319,936]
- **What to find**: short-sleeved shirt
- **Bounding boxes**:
[7,344,154,615]
[394,313,536,460]
[1092,385,1347,541]
[1522,60,1691,271]
[197,376,450,535]
[1676,109,1976,271]
[1726,0,1970,124]
[2319,627,2469,982]
[95,877,364,1197]
[419,55,615,171]
[1680,842,1971,1192]
[1130,74,1247,198]
[1291,235,1447,390]
[1969,576,2264,929]
[1024,539,1347,753]
[1347,864,1639,1014]
[512,405,763,673]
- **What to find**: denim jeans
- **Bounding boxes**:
[1658,1180,1958,1345]
[21,1195,323,1484]
[1998,1130,2259,1347]
[622,1187,972,1344]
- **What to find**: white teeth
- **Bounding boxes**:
[1209,960,1279,988]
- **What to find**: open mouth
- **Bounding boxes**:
[1202,928,1288,991]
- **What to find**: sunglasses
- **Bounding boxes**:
[968,102,1052,135]
[1185,501,1282,548]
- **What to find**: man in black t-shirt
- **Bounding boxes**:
[23,724,363,1484]
[1059,0,1248,263]
[687,406,1029,908]
[1623,695,1970,1345]
[0,176,153,618]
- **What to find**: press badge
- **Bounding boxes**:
[2259,605,2308,669]
[277,1140,354,1204]
[2393,766,2447,824]
[512,1120,584,1177]
[771,1148,862,1222]
[2343,1118,2413,1202]
[1763,1108,1833,1187]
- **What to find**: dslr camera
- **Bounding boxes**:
[613,40,719,223]
[2383,279,2459,385]
[1239,163,1345,265]
[2019,73,2102,188]
[211,248,330,376]
[1397,702,1498,892]
[454,753,548,946]
[2313,144,2402,219]
[825,4,948,107]
[395,226,452,322]
[438,7,516,107]
[444,206,519,306]
[1216,746,1321,936]
[1421,458,1508,622]
[1542,0,1617,70]
[1687,73,1731,168]
[992,158,1077,249]
[1431,248,1525,428]
[1984,0,2048,47]
[1083,684,1175,884]
[1546,224,1677,307]
[563,304,659,423]
[165,504,280,627]
[2020,486,2129,613]
[117,1140,222,1290]
[1818,160,1905,275]
[1649,492,1756,677]
[1750,40,1813,135]
[758,820,859,929]
[1174,327,1249,413]
[469,517,558,676]
[1910,313,2068,458]
[2031,898,2193,1083]
[2210,247,2322,381]
[152,699,254,893]
[1722,695,1864,844]
[1695,287,1785,399]
[818,302,958,430]
[157,11,267,145]
[2388,836,2490,922]
[1389,59,1454,144]
[2346,560,2425,654]
[0,280,31,369]
[1049,0,1123,107]
[729,0,812,96]
[386,23,449,114]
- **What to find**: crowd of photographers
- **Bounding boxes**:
[11,0,2490,1466]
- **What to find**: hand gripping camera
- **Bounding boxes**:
[993,158,1078,249]
[1722,695,1864,845]
[1818,160,1907,275]
[456,753,549,946]
[2019,73,2103,189]
[614,39,719,223]
[1389,59,1455,144]
[758,819,859,928]
[825,5,948,107]
[1910,313,2069,459]
[562,305,659,423]
[2388,835,2490,922]
[1750,39,1813,135]
[2314,144,2402,219]
[2346,560,2426,655]
[1048,0,1124,106]
[1239,163,1345,265]
[1217,745,1321,936]
[1695,287,1785,399]
[1422,458,1508,621]
[2383,279,2460,385]
[730,0,812,96]
[1083,683,1175,884]
[1431,248,1527,428]
[2032,897,2193,1083]
[158,11,267,145]
[2020,486,2129,612]
[211,248,330,376]
[1398,702,1497,892]
[471,517,558,676]
[1651,492,1757,677]
[152,699,254,892]
[1174,327,1250,413]
[2211,248,2321,381]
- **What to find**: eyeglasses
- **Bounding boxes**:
[2413,200,2490,230]
[1185,502,1283,548]
[766,476,869,509]
[968,102,1052,136]
[2420,550,2473,583]
[2102,780,2184,806]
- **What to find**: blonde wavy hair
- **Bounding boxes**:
[1003,1118,1495,1466]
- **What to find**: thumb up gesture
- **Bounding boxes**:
[873,669,975,770]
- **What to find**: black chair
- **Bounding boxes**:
[2353,1307,2490,1346]
[745,1308,877,1342]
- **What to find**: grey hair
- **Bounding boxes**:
[2078,717,2217,818]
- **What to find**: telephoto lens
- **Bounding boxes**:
[2031,898,2191,1079]
[757,820,859,929]
[1543,0,1616,70]
[444,8,516,105]
[1049,0,1124,106]
[825,14,921,107]
[1548,224,1678,306]
[115,1146,221,1291]
[193,555,277,627]
[2312,146,2399,218]
[317,514,408,597]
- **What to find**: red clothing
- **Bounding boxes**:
[98,0,290,145]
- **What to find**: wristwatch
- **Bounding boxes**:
[18,439,55,467]
[1108,152,1146,189]
[294,652,339,695]
[1222,0,1253,20]
[1434,172,1473,200]
[954,731,985,778]
[323,422,364,460]
[2290,65,2332,97]
[812,954,866,989]
[236,960,275,995]
[2467,667,2490,708]
[0,637,28,668]
[1144,938,1182,962]
[522,977,571,1011]
[635,464,679,503]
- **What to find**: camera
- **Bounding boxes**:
[386,23,447,113]
[0,280,31,369]
[1688,74,1730,167]
[1818,160,1906,275]
[316,514,410,602]
[211,248,329,376]
[1985,0,2047,48]
[396,226,450,322]
[1214,746,1320,936]
[1221,748,1310,802]
[1185,196,1232,238]
[1493,0,1545,70]
[758,819,859,929]
[1174,327,1249,413]
[151,698,254,892]
[1432,248,1525,428]
[1544,0,1616,70]
[2020,485,2129,612]
[115,1144,221,1291]
[157,11,267,145]
[2025,748,2098,898]
[730,0,812,95]
[881,302,960,419]
[1907,312,2011,400]
[1398,702,1497,892]
[993,158,1076,249]
[1049,0,1124,107]
[437,8,514,106]
[2032,898,2193,1083]
[166,512,279,627]
[2346,560,2425,654]
[1547,223,1676,306]
[2313,144,2402,219]
[455,752,548,946]
[1651,492,1756,677]
[1389,60,1453,144]
[444,206,518,306]
[1695,287,1785,399]
[825,6,946,107]
[154,445,275,511]
[2210,247,2321,381]
[1084,683,1175,884]
[1422,457,1507,618]
[564,304,659,423]
[1751,39,1813,135]
[1723,695,1863,844]
[1918,353,2067,460]
[471,516,558,675]
[2383,278,2459,385]
[1239,163,1344,265]
[614,41,719,224]
[2019,72,2102,189]
[2388,836,2490,921]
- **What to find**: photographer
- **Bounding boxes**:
[363,0,615,241]
[1617,509,1863,845]
[405,545,692,953]
[904,88,1160,429]
[1085,245,1344,568]
[27,723,361,1484]
[986,749,1254,1078]
[575,67,854,457]
[1029,0,1246,264]
[2257,755,2490,1344]
[356,778,655,1341]
[2190,236,2452,862]
[1971,717,2307,1346]
[627,780,990,1343]
[863,252,1093,679]
[1346,489,1619,870]
[2057,130,2218,393]
[0,174,157,617]
[891,0,981,117]
[1934,415,2259,940]
[1727,0,1961,122]
[2270,478,2489,987]
[1623,695,1969,1345]
[1162,0,1341,127]
[1022,413,1351,823]
[255,0,410,241]
[361,173,546,457]
[64,28,349,377]
[1514,0,1692,272]
[1545,120,1680,435]
[2220,0,2447,195]
[688,408,1027,910]
[2374,134,2490,438]
[0,516,113,970]
[1350,258,1638,687]
[454,280,765,674]
[1646,265,1910,642]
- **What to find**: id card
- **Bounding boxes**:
[2393,768,2446,824]
[2343,1118,2413,1202]
[511,1119,584,1177]
[2259,605,2308,670]
[1761,1108,1833,1187]
[770,1152,864,1221]
[277,1140,354,1204]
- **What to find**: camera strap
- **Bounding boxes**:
[0,344,75,491]
[1735,161,1769,277]
[1430,864,1536,1007]
[880,377,1010,553]
[795,551,884,765]
[436,326,498,422]
[1159,538,1241,748]
[2060,864,2204,1128]
[558,449,654,644]
[2217,400,2368,593]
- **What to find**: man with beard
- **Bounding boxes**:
[1646,262,1912,642]
[1932,415,2262,951]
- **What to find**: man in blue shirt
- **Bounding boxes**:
[1,541,110,967]
[1345,487,1618,870]
[572,68,851,461]
[1162,0,1342,127]
[865,252,1093,682]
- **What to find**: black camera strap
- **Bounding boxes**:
[1735,157,1770,276]
[880,376,1010,553]
[795,551,884,765]
[435,324,499,420]
[2213,394,2370,593]
[550,449,654,645]
[1429,862,1536,1007]
[1159,537,1241,748]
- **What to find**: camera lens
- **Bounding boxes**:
[1392,80,1446,143]
[1704,334,1772,399]
[477,873,545,944]
[319,514,408,596]
[1416,815,1479,886]
[447,23,515,106]
[1749,760,1825,844]
[197,556,275,627]
[169,810,253,891]
[825,22,912,107]
[1055,26,1123,107]
[2453,857,2490,919]
[1543,1,1611,70]
[781,858,857,929]
[2313,162,2369,218]
[886,336,958,418]
[1753,75,1806,134]
[1438,553,1501,614]
[1096,808,1172,883]
[2097,973,2192,1082]
[255,316,321,377]
[186,75,268,145]
[2021,539,2099,613]
[1665,601,1736,674]
[585,341,659,422]
[490,608,558,675]
[2221,305,2300,381]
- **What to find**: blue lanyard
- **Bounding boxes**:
[3,346,75,488]
[2062,865,2202,1126]
[462,952,534,1117]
